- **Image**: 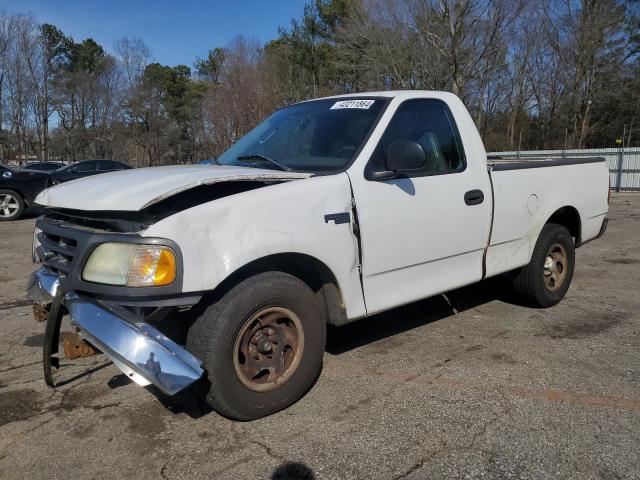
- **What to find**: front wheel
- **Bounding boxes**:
[512,223,575,307]
[186,272,325,420]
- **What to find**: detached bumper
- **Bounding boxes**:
[26,267,204,396]
[64,293,203,395]
[26,266,60,306]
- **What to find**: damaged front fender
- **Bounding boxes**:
[144,172,368,320]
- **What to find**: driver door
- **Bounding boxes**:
[349,99,492,315]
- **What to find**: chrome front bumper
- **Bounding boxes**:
[27,267,204,396]
[26,266,60,306]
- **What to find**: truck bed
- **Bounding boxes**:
[484,155,609,279]
[488,156,605,171]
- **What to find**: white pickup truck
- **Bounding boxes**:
[27,91,609,420]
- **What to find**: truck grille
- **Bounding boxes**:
[38,225,79,275]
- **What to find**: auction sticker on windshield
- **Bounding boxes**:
[330,99,375,110]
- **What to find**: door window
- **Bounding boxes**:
[74,161,98,173]
[369,99,466,176]
[99,160,124,171]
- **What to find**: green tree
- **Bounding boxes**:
[195,47,225,82]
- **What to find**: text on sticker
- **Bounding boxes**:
[330,100,375,110]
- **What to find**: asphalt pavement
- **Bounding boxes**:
[0,195,639,479]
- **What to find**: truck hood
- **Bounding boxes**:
[35,165,311,211]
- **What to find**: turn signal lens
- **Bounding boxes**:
[127,246,177,287]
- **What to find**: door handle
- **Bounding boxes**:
[464,189,484,205]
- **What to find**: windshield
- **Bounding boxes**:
[216,97,387,173]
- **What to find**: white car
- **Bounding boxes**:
[28,91,609,420]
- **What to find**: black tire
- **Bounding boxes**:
[512,223,575,307]
[186,271,325,420]
[0,189,25,221]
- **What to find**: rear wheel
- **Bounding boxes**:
[0,189,25,221]
[512,223,575,307]
[186,272,325,420]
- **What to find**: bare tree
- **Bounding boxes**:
[5,14,35,163]
[0,11,14,161]
[410,0,519,100]
[114,37,151,88]
[0,1,638,164]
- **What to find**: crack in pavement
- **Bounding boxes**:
[159,453,188,480]
[0,360,41,374]
[467,411,505,451]
[0,413,57,452]
[159,459,171,480]
[392,440,450,480]
[250,439,288,463]
[1,368,128,434]
[392,407,510,479]
[0,377,42,392]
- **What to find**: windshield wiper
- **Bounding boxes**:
[236,154,292,172]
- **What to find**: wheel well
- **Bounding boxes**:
[547,206,581,244]
[203,253,347,326]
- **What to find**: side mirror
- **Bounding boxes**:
[386,140,426,172]
[365,140,427,181]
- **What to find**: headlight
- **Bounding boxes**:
[82,243,177,287]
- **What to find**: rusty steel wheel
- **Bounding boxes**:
[543,243,567,291]
[233,306,305,392]
[512,223,575,308]
[187,271,325,420]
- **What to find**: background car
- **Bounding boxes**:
[0,163,50,221]
[197,159,217,165]
[48,159,131,186]
[21,161,65,172]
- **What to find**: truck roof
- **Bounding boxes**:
[315,90,458,100]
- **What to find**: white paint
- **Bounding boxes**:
[347,91,493,314]
[35,164,310,211]
[145,174,367,319]
[485,161,608,277]
[34,90,609,321]
[527,194,539,215]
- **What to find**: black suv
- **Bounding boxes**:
[48,160,130,186]
[0,163,50,221]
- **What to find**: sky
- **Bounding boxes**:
[0,0,307,66]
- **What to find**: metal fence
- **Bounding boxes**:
[488,147,640,192]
